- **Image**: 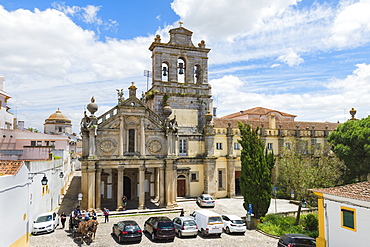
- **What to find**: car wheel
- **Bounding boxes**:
[201,229,206,237]
[226,227,230,234]
[151,232,156,241]
[178,231,182,238]
[217,233,221,237]
[119,234,124,243]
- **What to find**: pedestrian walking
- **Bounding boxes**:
[91,209,97,220]
[103,208,110,223]
[180,209,184,217]
[122,195,127,210]
[60,212,67,228]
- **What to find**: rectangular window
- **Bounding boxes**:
[267,143,273,150]
[218,170,223,189]
[216,143,223,150]
[234,142,240,150]
[179,139,187,156]
[128,129,135,152]
[190,172,199,182]
[341,206,356,231]
[45,141,49,146]
[31,141,36,146]
[51,141,55,147]
[37,141,42,146]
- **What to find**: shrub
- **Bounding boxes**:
[302,214,318,231]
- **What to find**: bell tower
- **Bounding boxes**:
[146,25,212,134]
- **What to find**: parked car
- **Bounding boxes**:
[197,194,215,207]
[144,216,176,241]
[190,209,223,237]
[112,220,142,243]
[173,216,198,238]
[221,214,246,234]
[32,212,59,235]
[278,233,316,247]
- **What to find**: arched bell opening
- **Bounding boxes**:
[177,58,185,83]
[194,64,201,84]
[162,62,169,82]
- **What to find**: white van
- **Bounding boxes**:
[190,209,223,237]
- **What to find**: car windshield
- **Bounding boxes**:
[232,220,244,224]
[158,222,173,229]
[183,220,196,226]
[208,217,223,224]
[36,215,52,223]
[125,224,140,231]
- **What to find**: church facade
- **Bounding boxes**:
[79,26,338,211]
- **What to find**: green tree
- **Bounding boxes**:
[238,122,275,219]
[276,139,344,202]
[328,117,370,182]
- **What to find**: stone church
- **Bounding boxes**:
[80,26,338,211]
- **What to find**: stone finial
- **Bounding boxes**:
[87,96,98,116]
[198,40,206,48]
[155,34,161,43]
[129,82,137,98]
[116,88,124,102]
[350,108,357,120]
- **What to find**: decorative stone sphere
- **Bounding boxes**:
[87,96,98,116]
[163,103,172,118]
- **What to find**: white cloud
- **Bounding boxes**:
[330,0,370,48]
[277,49,304,66]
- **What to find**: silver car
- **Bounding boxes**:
[197,194,215,207]
[173,216,198,238]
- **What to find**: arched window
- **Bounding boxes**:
[194,65,201,83]
[162,62,168,82]
[128,129,135,153]
[177,58,185,83]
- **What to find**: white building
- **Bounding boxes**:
[0,76,14,129]
[311,181,370,247]
[0,160,69,247]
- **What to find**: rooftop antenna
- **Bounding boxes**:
[144,70,152,92]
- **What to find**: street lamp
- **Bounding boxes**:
[29,172,48,185]
[59,172,64,178]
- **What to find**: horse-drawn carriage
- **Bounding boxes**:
[69,212,98,243]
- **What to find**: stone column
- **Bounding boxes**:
[138,166,145,210]
[95,168,101,211]
[118,116,124,155]
[165,161,174,208]
[117,167,124,210]
[226,158,236,198]
[81,161,89,209]
[141,117,145,155]
[89,128,96,156]
[203,158,216,196]
[172,164,178,207]
[87,165,96,210]
[158,166,165,207]
[154,168,159,201]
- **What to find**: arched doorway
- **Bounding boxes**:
[177,175,186,197]
[124,176,131,199]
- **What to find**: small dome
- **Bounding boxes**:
[45,109,71,124]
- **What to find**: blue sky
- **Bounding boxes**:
[1,0,370,133]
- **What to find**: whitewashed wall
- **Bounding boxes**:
[324,195,370,247]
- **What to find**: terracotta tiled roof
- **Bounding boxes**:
[221,107,296,119]
[0,161,23,176]
[311,181,370,202]
[213,118,339,131]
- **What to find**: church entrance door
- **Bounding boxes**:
[124,176,131,199]
[177,175,186,197]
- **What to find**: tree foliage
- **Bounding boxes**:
[276,139,344,202]
[328,117,370,182]
[238,122,275,219]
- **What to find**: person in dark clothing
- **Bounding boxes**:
[60,212,67,228]
[122,195,128,210]
[180,209,185,217]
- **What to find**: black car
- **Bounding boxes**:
[144,216,175,241]
[278,233,316,247]
[112,220,142,243]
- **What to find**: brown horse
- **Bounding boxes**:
[86,219,99,240]
[77,221,89,240]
